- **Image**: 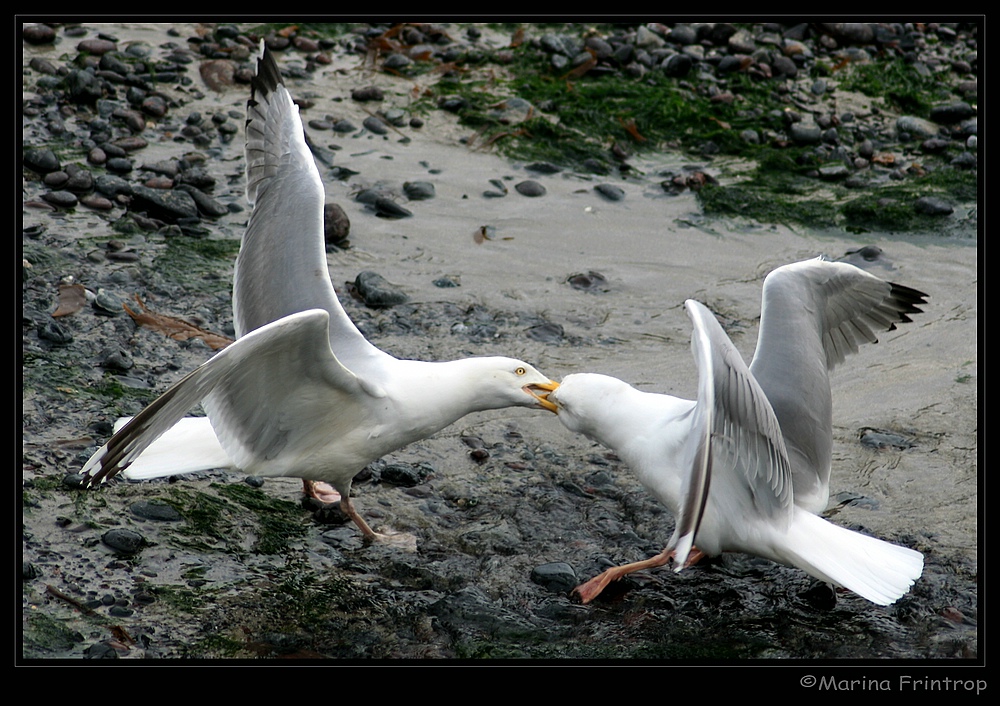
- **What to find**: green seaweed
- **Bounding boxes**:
[164,483,306,557]
[839,58,950,116]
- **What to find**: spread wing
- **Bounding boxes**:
[675,299,794,567]
[747,257,928,511]
[81,309,375,486]
[235,41,388,375]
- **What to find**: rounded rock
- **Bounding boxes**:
[514,180,546,197]
[101,528,146,555]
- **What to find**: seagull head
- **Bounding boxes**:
[546,373,632,434]
[472,357,559,412]
[517,364,560,413]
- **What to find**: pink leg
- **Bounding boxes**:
[333,487,419,551]
[573,547,706,604]
[302,479,342,504]
[338,492,380,540]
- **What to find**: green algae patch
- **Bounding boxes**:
[699,183,840,229]
[151,236,240,298]
[838,57,951,116]
[165,483,307,557]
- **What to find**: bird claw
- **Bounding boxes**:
[571,572,617,605]
[369,530,418,552]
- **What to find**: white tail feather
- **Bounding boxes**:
[778,509,923,605]
[112,417,233,479]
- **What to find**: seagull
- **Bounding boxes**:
[80,42,559,544]
[546,258,926,605]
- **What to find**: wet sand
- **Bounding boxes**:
[22,22,978,664]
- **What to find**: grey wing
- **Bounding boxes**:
[201,310,383,478]
[81,309,370,486]
[755,257,927,373]
[235,41,384,372]
[681,299,793,563]
[747,257,927,511]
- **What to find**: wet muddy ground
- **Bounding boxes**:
[22,22,978,673]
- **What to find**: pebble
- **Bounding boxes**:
[44,172,69,188]
[895,115,939,140]
[567,271,609,292]
[129,185,199,221]
[530,562,578,593]
[79,194,114,211]
[483,179,508,198]
[929,101,975,125]
[594,184,625,201]
[362,116,389,135]
[332,119,358,133]
[77,38,118,55]
[23,147,61,174]
[354,271,410,308]
[383,53,412,70]
[514,180,546,197]
[914,196,954,216]
[951,151,977,169]
[105,157,134,174]
[351,86,384,102]
[38,320,73,344]
[141,95,168,118]
[368,196,412,219]
[661,53,693,77]
[324,202,351,248]
[525,161,561,174]
[378,462,429,487]
[22,24,57,45]
[175,184,229,218]
[403,181,435,200]
[525,321,564,343]
[789,123,822,144]
[129,500,183,522]
[42,191,78,208]
[101,528,146,555]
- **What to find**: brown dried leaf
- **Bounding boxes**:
[53,283,87,317]
[123,295,233,351]
[562,53,597,80]
[619,117,647,142]
[110,625,136,646]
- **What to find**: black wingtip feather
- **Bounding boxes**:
[250,41,284,103]
[889,281,929,314]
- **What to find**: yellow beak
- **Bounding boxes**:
[525,380,560,413]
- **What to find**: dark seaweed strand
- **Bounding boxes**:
[82,368,200,487]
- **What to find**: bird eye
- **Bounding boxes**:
[515,367,526,376]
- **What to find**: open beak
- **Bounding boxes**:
[525,380,560,413]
